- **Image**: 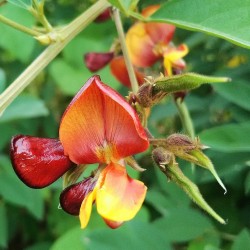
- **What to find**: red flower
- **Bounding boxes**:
[110,56,145,88]
[125,5,188,76]
[84,52,114,72]
[11,76,149,228]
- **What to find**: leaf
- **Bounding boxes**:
[0,155,44,220]
[108,0,138,14]
[199,122,250,152]
[49,59,89,95]
[7,0,31,9]
[245,171,250,194]
[213,80,250,111]
[0,203,8,248]
[151,0,250,49]
[50,227,86,250]
[0,5,36,62]
[153,207,213,242]
[231,229,250,250]
[0,95,49,123]
[85,221,171,250]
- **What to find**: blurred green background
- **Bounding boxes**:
[0,1,250,249]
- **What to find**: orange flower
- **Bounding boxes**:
[110,56,145,88]
[126,5,188,75]
[11,76,149,229]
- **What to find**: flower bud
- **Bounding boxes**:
[137,83,153,108]
[95,8,111,23]
[60,177,96,215]
[166,133,197,152]
[84,52,114,72]
[152,147,172,166]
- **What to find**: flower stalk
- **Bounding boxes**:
[113,8,139,93]
[0,14,42,37]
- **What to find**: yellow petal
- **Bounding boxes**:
[163,44,189,75]
[96,163,147,222]
[79,190,96,229]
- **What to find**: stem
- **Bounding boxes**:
[29,0,53,32]
[0,0,110,115]
[0,14,42,37]
[113,8,139,93]
[175,97,195,139]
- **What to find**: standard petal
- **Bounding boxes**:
[110,56,145,88]
[96,163,147,222]
[126,22,159,67]
[142,5,175,45]
[10,135,73,188]
[79,190,96,229]
[60,177,96,215]
[59,76,149,164]
[145,23,175,45]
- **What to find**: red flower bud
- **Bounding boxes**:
[60,177,96,215]
[94,8,111,23]
[84,52,114,72]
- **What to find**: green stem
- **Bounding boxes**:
[0,0,110,115]
[29,0,53,32]
[175,97,195,139]
[0,14,42,37]
[113,8,139,93]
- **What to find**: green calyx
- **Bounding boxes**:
[153,72,231,94]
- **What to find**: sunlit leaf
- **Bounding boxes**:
[0,5,36,62]
[151,0,250,48]
[7,0,30,9]
[0,95,49,123]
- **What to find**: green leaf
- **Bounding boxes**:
[245,171,250,194]
[108,0,138,14]
[151,0,250,48]
[231,229,250,250]
[50,227,86,250]
[0,95,49,123]
[199,122,250,152]
[0,68,6,93]
[153,207,213,242]
[0,5,36,62]
[0,203,8,248]
[85,221,171,250]
[213,80,250,111]
[49,59,89,95]
[7,0,31,9]
[0,155,44,220]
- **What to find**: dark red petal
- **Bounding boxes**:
[84,52,114,72]
[10,135,73,189]
[60,177,96,215]
[94,8,111,23]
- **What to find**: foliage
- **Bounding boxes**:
[0,0,250,249]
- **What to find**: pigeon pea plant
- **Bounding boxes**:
[1,0,231,229]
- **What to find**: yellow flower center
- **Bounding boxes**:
[95,141,118,164]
